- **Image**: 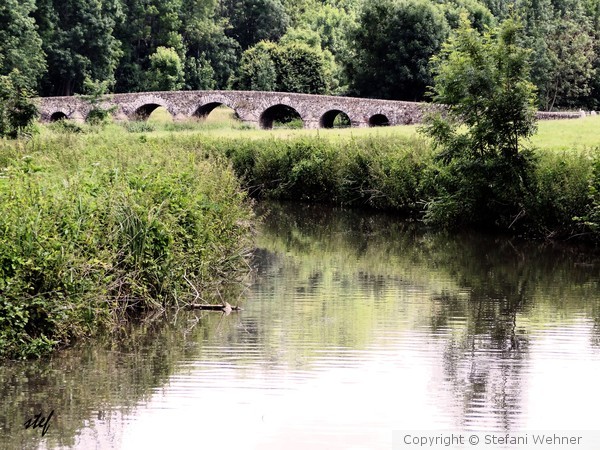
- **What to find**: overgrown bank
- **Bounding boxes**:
[0,132,253,359]
[1,120,599,358]
[212,133,598,239]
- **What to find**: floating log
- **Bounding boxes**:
[188,301,242,312]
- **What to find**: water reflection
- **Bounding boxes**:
[2,201,600,449]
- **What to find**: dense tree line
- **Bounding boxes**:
[1,0,600,110]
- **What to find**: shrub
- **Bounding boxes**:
[0,71,38,138]
[527,150,593,237]
[0,136,252,358]
[124,121,156,133]
[422,15,538,229]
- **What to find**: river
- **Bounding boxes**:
[2,202,600,449]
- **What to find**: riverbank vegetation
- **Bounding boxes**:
[24,111,600,239]
[0,110,598,358]
[216,131,596,239]
[0,133,253,359]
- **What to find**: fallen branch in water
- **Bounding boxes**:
[187,301,242,312]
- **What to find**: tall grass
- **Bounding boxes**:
[0,132,253,359]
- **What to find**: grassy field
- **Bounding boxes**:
[127,105,600,150]
[532,116,600,151]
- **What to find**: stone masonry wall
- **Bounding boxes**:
[36,90,583,129]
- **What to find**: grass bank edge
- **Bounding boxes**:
[0,134,255,359]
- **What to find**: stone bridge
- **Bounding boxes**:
[37,90,429,129]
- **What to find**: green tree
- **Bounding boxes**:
[538,15,595,110]
[422,15,538,229]
[183,55,216,90]
[236,40,329,94]
[35,0,123,96]
[115,0,184,92]
[346,0,449,100]
[81,78,117,124]
[146,47,185,91]
[280,0,318,27]
[279,28,343,92]
[0,0,46,90]
[279,2,357,94]
[439,0,495,31]
[584,0,600,109]
[519,0,597,109]
[236,41,278,91]
[274,42,329,94]
[220,0,289,50]
[294,3,356,58]
[0,71,39,138]
[180,0,239,89]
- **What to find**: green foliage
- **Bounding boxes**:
[35,0,123,96]
[426,15,537,160]
[528,150,593,236]
[237,40,329,94]
[274,42,328,94]
[520,0,597,110]
[146,47,185,91]
[20,0,600,106]
[124,121,157,133]
[236,41,278,91]
[49,118,85,134]
[279,27,345,93]
[439,0,496,31]
[539,15,595,110]
[114,0,184,93]
[81,78,116,125]
[180,0,238,89]
[347,0,450,100]
[0,131,253,358]
[220,0,290,50]
[216,128,596,238]
[220,134,431,210]
[422,15,538,229]
[184,55,217,90]
[0,0,46,90]
[0,71,39,138]
[572,149,600,234]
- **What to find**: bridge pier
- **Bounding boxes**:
[174,113,188,122]
[303,120,320,129]
[351,120,369,128]
[113,111,129,122]
[69,112,85,123]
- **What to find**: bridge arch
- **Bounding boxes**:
[126,95,175,121]
[369,114,390,127]
[259,104,303,129]
[50,111,68,122]
[134,103,172,121]
[193,101,239,120]
[319,109,351,129]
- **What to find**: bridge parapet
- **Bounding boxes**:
[37,90,583,129]
[37,90,431,129]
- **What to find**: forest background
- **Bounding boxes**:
[3,0,600,112]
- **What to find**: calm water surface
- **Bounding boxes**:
[2,202,600,449]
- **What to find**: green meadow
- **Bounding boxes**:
[133,105,600,150]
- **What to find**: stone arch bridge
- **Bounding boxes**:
[38,90,429,129]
